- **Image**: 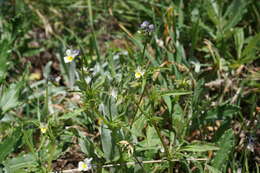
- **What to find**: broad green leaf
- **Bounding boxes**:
[0,128,22,163]
[0,82,23,114]
[172,103,185,137]
[58,108,85,120]
[205,104,240,121]
[211,129,235,171]
[100,125,119,161]
[131,115,146,137]
[206,165,222,173]
[3,154,38,173]
[146,126,161,147]
[223,0,248,32]
[137,126,161,152]
[78,131,95,157]
[240,33,260,64]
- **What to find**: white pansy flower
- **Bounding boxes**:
[64,49,80,63]
[110,89,118,99]
[78,158,92,171]
[121,51,128,56]
[135,67,145,79]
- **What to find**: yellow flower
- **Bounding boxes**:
[78,158,92,171]
[29,72,41,81]
[135,67,145,79]
[40,123,48,134]
[64,49,80,63]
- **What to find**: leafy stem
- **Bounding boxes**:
[153,123,173,173]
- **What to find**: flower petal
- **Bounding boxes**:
[84,157,93,163]
[71,49,80,57]
[140,21,149,29]
[66,49,72,56]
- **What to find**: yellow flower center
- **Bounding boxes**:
[66,56,74,61]
[81,163,87,169]
[40,127,47,134]
[135,72,142,78]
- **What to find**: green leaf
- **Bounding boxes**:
[127,1,153,17]
[131,115,146,137]
[205,165,222,173]
[160,90,192,97]
[234,28,244,59]
[223,0,248,32]
[0,128,22,163]
[172,103,185,137]
[78,131,95,157]
[181,144,219,152]
[100,125,120,161]
[3,154,38,173]
[211,129,235,171]
[22,48,44,57]
[163,95,172,113]
[205,0,220,26]
[58,108,85,120]
[146,126,161,147]
[205,104,240,121]
[0,82,23,115]
[0,39,11,83]
[137,126,161,152]
[240,33,260,64]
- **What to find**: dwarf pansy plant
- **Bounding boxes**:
[64,49,80,63]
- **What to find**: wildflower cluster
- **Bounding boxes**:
[139,21,155,33]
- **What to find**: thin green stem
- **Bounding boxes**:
[80,55,89,90]
[152,123,173,173]
[133,154,146,173]
[42,79,49,121]
[141,40,147,60]
[87,0,100,61]
[130,37,150,127]
[130,80,147,128]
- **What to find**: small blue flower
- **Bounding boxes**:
[140,21,149,29]
[139,21,155,33]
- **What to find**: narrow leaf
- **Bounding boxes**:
[181,144,219,152]
[0,128,22,163]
